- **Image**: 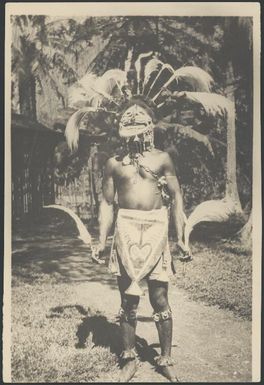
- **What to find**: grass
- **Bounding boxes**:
[11,274,119,383]
[173,238,252,320]
[11,217,252,382]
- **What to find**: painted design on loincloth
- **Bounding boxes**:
[128,223,153,275]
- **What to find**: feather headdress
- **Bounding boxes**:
[65,50,234,151]
[63,51,240,259]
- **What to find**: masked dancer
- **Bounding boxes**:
[64,51,223,382]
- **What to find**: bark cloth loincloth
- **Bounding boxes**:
[109,206,175,296]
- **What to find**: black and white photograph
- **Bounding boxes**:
[3,2,261,383]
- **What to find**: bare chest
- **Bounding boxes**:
[114,154,163,183]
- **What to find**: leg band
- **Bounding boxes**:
[120,347,137,361]
[154,355,175,367]
[117,307,137,322]
[152,307,172,322]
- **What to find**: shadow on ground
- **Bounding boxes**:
[12,236,116,287]
[48,304,159,366]
[12,219,117,290]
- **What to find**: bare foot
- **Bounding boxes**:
[160,365,179,382]
[118,359,137,382]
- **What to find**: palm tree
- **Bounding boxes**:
[11,15,43,117]
[180,92,244,249]
[11,15,100,121]
[221,17,253,247]
[236,211,252,251]
[169,17,253,249]
[12,15,59,118]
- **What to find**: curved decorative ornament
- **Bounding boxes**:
[43,204,92,245]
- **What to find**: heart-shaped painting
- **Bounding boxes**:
[130,243,152,260]
[129,243,152,274]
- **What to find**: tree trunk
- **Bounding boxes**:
[237,211,252,250]
[88,145,98,220]
[155,17,159,49]
[11,72,20,113]
[225,60,242,211]
[19,70,37,119]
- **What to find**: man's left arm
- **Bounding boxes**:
[162,152,190,255]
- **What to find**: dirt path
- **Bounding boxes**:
[12,234,252,382]
[72,261,251,383]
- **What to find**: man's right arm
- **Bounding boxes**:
[98,158,116,250]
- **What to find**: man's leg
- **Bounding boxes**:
[148,280,179,382]
[117,272,140,382]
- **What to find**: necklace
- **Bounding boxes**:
[122,142,155,185]
[131,154,142,184]
[122,153,142,184]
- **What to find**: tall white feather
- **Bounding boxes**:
[183,92,233,116]
[93,69,127,103]
[142,58,163,92]
[124,48,133,74]
[65,107,98,151]
[68,73,97,108]
[43,204,92,245]
[147,63,174,98]
[173,66,213,92]
[152,67,214,102]
[78,73,98,90]
[134,51,153,93]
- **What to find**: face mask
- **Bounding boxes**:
[119,104,154,138]
[126,129,154,155]
[127,134,144,154]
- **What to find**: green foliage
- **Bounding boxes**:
[54,140,91,185]
[11,15,102,119]
[11,15,253,210]
[12,281,118,382]
[174,239,252,319]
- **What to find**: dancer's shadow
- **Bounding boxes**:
[48,305,159,366]
[75,314,159,365]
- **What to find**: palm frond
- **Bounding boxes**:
[155,119,214,156]
[12,22,23,53]
[65,106,97,151]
